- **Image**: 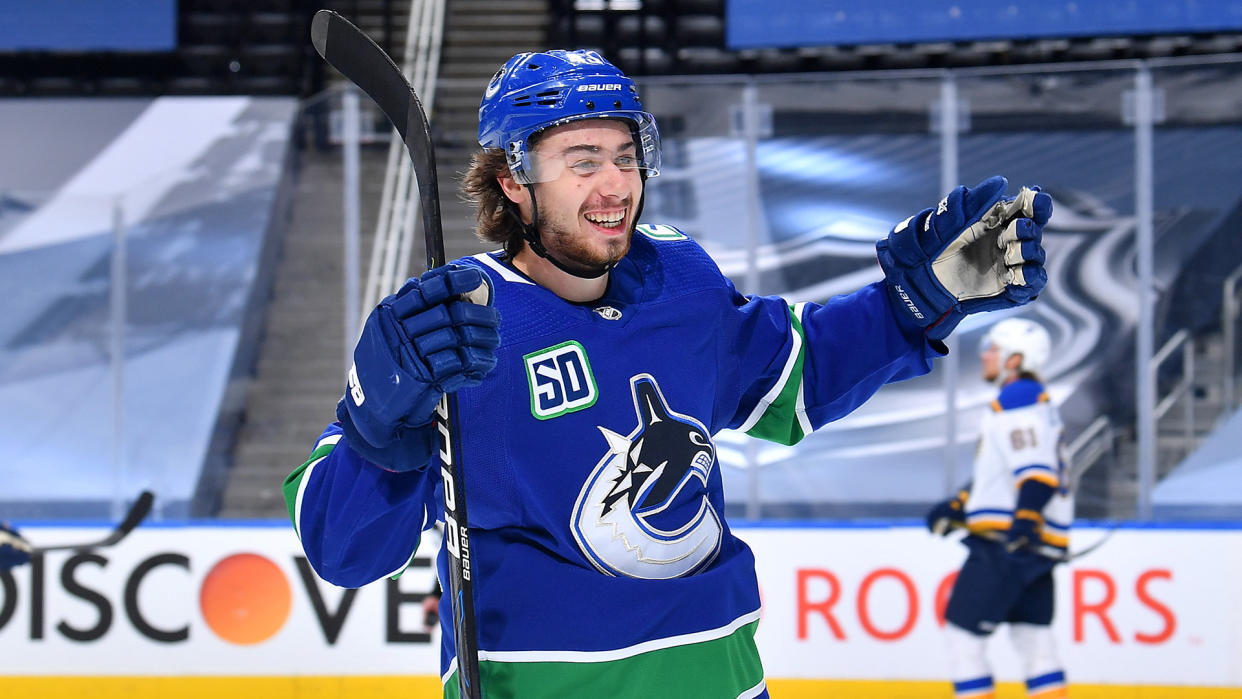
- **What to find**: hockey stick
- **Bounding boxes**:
[31,490,154,553]
[937,520,1114,563]
[1058,526,1117,562]
[310,11,481,698]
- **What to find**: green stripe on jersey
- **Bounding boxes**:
[744,305,808,446]
[636,223,688,240]
[443,620,764,699]
[282,438,338,527]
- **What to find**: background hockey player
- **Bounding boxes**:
[0,522,32,570]
[284,48,1053,698]
[927,318,1071,699]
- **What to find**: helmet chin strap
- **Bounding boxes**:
[508,184,647,280]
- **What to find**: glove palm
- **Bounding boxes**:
[878,176,1052,340]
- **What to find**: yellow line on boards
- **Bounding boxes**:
[5,677,1242,699]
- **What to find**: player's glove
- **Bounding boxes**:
[926,488,968,536]
[1006,477,1056,552]
[877,176,1052,340]
[338,265,501,471]
[1006,509,1044,552]
[0,522,32,570]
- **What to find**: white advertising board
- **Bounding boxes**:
[0,524,442,675]
[0,522,1237,687]
[740,524,1241,686]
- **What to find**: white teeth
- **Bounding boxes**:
[585,210,625,226]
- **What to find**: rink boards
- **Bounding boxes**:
[1,521,1238,698]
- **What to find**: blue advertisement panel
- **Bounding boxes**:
[727,0,1242,49]
[0,0,177,51]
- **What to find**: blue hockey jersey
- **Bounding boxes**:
[285,225,942,698]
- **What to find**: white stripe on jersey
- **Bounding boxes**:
[472,251,534,284]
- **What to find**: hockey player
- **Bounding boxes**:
[927,317,1071,699]
[285,49,1053,698]
[0,522,32,570]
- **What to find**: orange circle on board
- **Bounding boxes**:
[199,553,292,645]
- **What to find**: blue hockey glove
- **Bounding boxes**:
[338,265,501,471]
[1006,509,1044,552]
[1006,477,1056,551]
[0,522,31,570]
[926,488,968,536]
[877,176,1052,340]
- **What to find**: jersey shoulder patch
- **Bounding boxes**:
[636,223,688,241]
[629,224,729,300]
[992,378,1048,412]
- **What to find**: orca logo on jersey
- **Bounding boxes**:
[570,374,722,579]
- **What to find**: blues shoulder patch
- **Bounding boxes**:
[636,223,688,241]
[993,378,1048,411]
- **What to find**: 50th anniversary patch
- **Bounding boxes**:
[524,340,598,419]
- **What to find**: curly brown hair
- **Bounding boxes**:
[460,148,525,257]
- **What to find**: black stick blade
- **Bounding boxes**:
[32,490,155,553]
[108,489,155,544]
[312,10,411,144]
[309,9,444,268]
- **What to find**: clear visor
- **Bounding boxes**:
[510,114,661,185]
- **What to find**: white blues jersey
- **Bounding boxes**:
[284,225,941,698]
[964,378,1073,553]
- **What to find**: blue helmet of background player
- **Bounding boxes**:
[477,49,661,185]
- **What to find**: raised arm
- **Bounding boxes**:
[283,264,500,587]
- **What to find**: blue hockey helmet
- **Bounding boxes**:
[478,49,661,184]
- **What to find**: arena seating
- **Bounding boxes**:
[0,0,316,96]
[547,0,1242,76]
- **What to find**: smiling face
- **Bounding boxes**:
[500,119,644,277]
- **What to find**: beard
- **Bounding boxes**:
[537,213,635,274]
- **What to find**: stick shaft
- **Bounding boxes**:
[310,11,480,696]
